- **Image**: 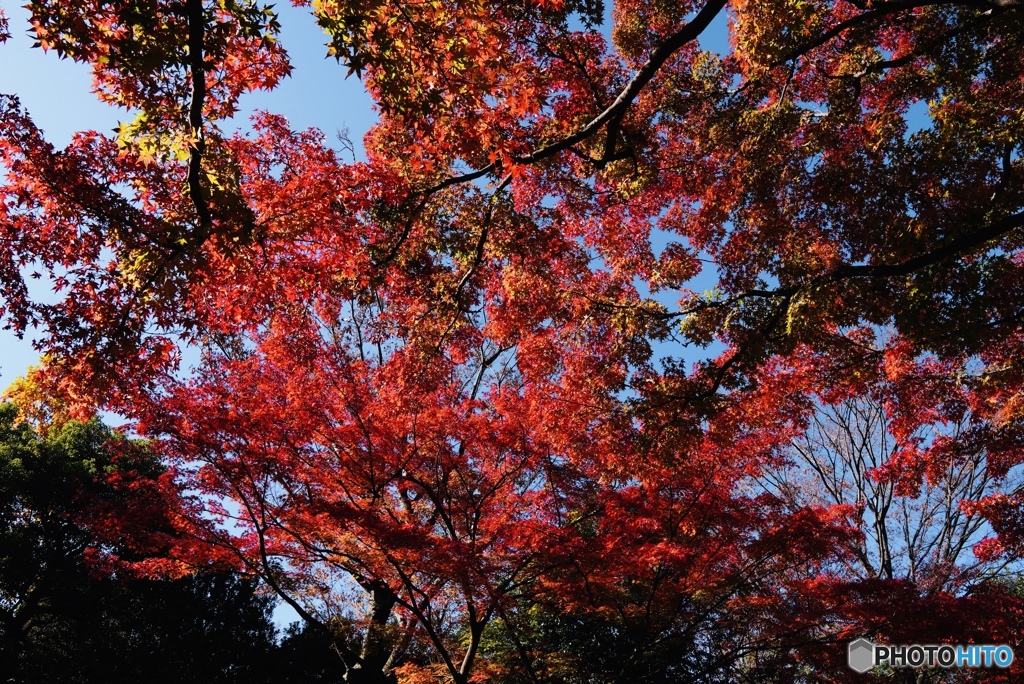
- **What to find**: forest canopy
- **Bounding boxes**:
[1,0,1023,682]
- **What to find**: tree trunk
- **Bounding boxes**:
[344,581,399,684]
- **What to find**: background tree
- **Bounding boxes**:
[6,571,282,684]
[0,398,361,684]
[750,347,1024,683]
[766,393,1019,590]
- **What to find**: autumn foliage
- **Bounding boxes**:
[2,0,1024,681]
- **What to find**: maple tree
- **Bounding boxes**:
[2,0,1024,681]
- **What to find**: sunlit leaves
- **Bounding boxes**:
[2,0,1024,680]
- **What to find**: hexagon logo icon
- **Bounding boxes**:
[848,638,875,673]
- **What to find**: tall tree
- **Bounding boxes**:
[768,391,1014,590]
[756,352,1024,681]
[2,1,1024,682]
[0,400,285,684]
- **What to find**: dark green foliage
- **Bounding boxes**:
[480,602,737,684]
[0,403,330,684]
[273,622,349,684]
[479,595,821,684]
[0,402,122,662]
[5,572,280,684]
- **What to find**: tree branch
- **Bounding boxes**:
[186,0,212,229]
[375,0,728,267]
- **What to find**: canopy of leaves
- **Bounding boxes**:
[2,0,1024,682]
